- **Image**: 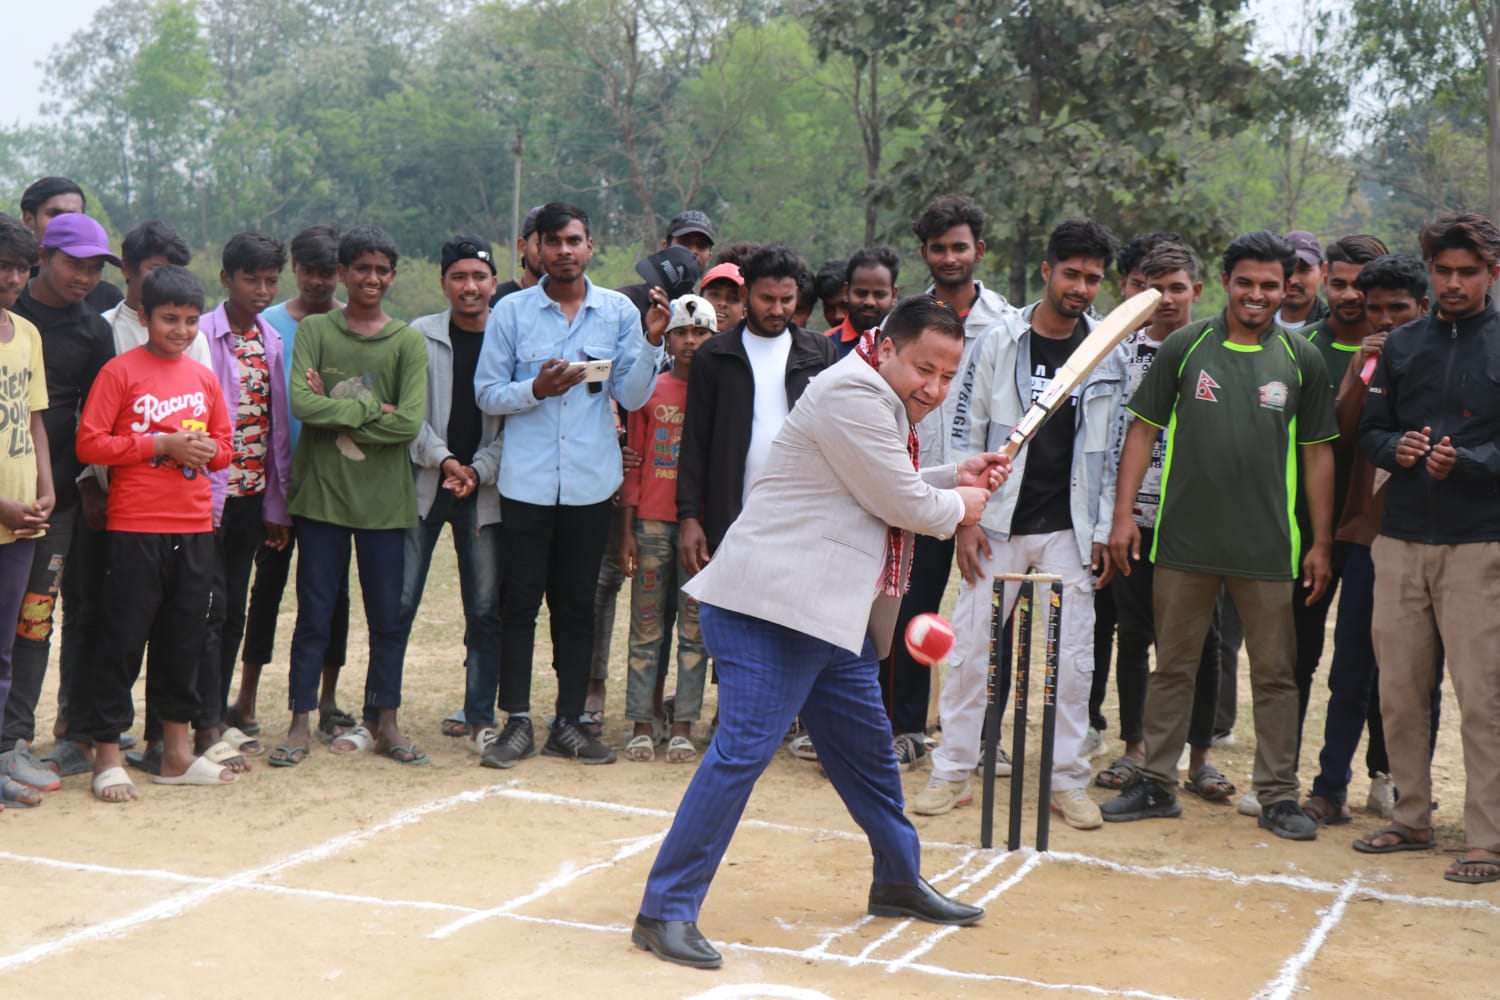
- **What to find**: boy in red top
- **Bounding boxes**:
[619,295,715,763]
[74,265,234,802]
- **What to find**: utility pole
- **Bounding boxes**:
[511,124,523,281]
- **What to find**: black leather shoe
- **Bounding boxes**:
[632,914,723,969]
[868,878,984,925]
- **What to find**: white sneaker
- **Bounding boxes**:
[1211,730,1236,748]
[973,746,1012,778]
[913,776,973,816]
[1237,790,1261,817]
[1177,744,1191,771]
[1081,727,1105,759]
[1366,772,1397,819]
[1051,787,1103,829]
[467,727,498,755]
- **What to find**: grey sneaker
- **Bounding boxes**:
[1259,799,1317,841]
[480,717,537,769]
[0,741,61,791]
[1366,772,1397,819]
[1237,790,1262,817]
[1100,775,1182,822]
[893,733,928,772]
[1081,726,1105,759]
[543,719,617,764]
[974,746,1012,778]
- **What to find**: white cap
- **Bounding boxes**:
[667,294,718,333]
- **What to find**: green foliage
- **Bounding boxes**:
[8,0,1392,298]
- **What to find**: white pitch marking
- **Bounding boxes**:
[885,852,1044,972]
[0,783,508,971]
[487,787,978,851]
[0,850,210,886]
[0,849,478,915]
[427,831,666,940]
[1252,876,1361,1000]
[800,848,981,959]
[1045,849,1341,893]
[683,986,837,1000]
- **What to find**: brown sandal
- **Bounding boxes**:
[1300,794,1353,825]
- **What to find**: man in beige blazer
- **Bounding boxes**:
[633,295,1010,969]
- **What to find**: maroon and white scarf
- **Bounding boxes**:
[855,328,919,597]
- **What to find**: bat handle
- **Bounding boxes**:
[1360,354,1378,384]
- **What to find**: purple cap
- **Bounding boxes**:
[1284,230,1323,267]
[40,213,120,267]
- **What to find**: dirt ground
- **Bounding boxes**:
[0,532,1491,999]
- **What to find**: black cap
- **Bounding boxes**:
[665,210,714,244]
[634,245,703,299]
[440,233,496,276]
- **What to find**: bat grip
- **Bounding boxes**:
[1360,354,1378,384]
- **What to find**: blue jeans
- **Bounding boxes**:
[625,520,704,722]
[290,517,407,719]
[400,491,502,728]
[640,603,919,922]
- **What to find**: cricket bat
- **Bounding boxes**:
[1000,288,1162,460]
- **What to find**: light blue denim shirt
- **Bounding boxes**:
[475,278,664,506]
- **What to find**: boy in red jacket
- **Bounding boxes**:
[74,265,233,802]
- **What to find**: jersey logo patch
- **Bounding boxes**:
[1258,380,1289,411]
[1194,370,1220,402]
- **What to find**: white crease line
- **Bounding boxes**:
[1046,849,1341,893]
[802,848,981,960]
[0,850,210,886]
[488,786,979,852]
[427,831,667,940]
[0,849,477,915]
[853,852,1021,967]
[1357,886,1500,915]
[885,851,1043,972]
[719,938,1189,998]
[0,783,510,972]
[1253,876,1361,1000]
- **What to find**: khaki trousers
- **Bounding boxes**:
[1372,535,1500,853]
[1142,568,1300,804]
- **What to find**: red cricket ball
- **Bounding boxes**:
[905,612,955,667]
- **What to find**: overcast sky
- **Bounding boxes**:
[3,0,1310,128]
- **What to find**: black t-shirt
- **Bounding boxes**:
[446,321,484,466]
[491,280,522,304]
[1010,321,1087,535]
[12,283,115,508]
[85,280,123,314]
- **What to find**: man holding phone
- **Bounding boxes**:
[474,202,670,768]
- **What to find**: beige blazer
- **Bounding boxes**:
[685,351,965,657]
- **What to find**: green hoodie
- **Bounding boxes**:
[288,310,427,529]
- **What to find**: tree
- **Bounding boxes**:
[1349,0,1500,220]
[796,0,1270,303]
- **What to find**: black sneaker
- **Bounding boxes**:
[1259,799,1317,841]
[543,719,617,764]
[1100,775,1182,822]
[480,716,537,769]
[893,733,927,773]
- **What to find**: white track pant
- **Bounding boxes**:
[930,528,1095,791]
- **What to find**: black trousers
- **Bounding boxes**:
[499,497,612,721]
[880,534,954,735]
[1090,586,1116,732]
[74,532,216,744]
[1291,550,1342,760]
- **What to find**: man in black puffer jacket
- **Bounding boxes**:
[1356,211,1500,884]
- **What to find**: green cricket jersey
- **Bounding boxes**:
[1125,314,1338,580]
